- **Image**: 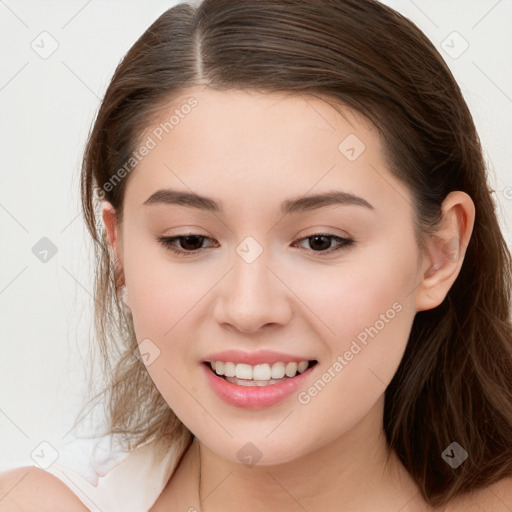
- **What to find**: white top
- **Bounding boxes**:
[43,438,181,512]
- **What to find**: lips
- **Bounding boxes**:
[201,359,318,409]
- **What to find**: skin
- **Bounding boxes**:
[101,86,477,511]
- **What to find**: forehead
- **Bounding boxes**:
[140,86,376,150]
[124,86,411,217]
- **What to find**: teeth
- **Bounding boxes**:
[224,362,236,377]
[271,363,285,379]
[297,361,309,373]
[211,360,311,380]
[253,364,271,380]
[235,363,253,380]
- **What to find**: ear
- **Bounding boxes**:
[101,200,125,287]
[415,191,475,312]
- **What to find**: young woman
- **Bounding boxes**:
[2,0,511,510]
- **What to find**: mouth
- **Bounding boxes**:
[202,359,318,387]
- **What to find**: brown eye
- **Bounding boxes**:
[294,233,354,254]
[175,235,207,251]
[307,235,333,251]
[157,234,217,256]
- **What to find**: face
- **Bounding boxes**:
[104,86,431,466]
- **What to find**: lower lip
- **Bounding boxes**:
[201,362,316,409]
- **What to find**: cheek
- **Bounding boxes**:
[291,250,416,350]
[121,242,218,412]
[122,234,211,343]
[289,247,418,402]
[287,263,416,448]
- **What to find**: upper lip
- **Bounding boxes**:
[203,349,316,366]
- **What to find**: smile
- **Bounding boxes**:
[201,360,319,409]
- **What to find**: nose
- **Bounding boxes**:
[212,252,293,334]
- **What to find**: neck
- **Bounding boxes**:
[190,397,433,512]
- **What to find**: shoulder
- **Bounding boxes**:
[0,465,88,511]
[479,475,512,509]
[448,475,512,511]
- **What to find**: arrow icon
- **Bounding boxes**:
[31,31,59,60]
[30,441,59,469]
[236,236,263,263]
[441,31,468,59]
[32,237,58,262]
[136,338,160,366]
[338,134,365,161]
[442,441,468,468]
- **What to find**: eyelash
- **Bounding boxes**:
[156,233,354,257]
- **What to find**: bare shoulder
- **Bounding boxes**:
[480,476,512,509]
[0,465,88,512]
[448,475,512,511]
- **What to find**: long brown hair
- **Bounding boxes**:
[79,0,512,505]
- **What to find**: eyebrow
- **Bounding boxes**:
[143,188,375,215]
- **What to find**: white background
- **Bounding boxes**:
[1,0,511,475]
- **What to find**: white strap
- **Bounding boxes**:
[43,440,178,512]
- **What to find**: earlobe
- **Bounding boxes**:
[101,200,118,249]
[101,200,125,283]
[415,191,475,312]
